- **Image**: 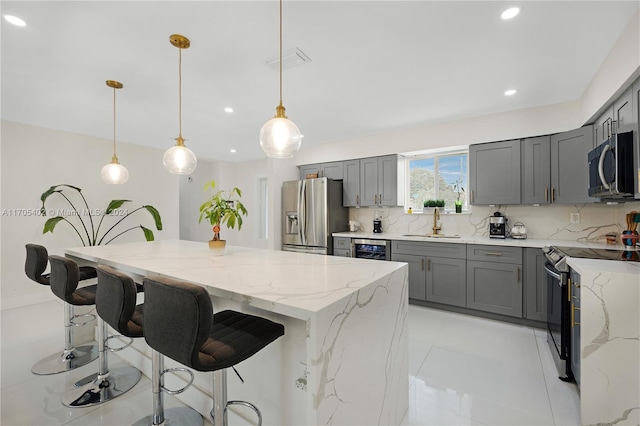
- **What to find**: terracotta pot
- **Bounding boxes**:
[208,240,226,255]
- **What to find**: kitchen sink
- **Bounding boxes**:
[402,234,461,239]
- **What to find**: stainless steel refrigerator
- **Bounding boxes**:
[282,178,348,255]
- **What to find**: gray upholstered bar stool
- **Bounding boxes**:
[135,276,285,426]
[61,264,143,407]
[25,244,99,375]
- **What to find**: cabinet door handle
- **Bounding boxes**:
[551,187,555,202]
[544,187,548,202]
[516,267,520,282]
[471,190,474,203]
[420,259,425,271]
[374,194,378,205]
[568,278,572,301]
[427,259,431,271]
[356,194,359,206]
[571,305,581,327]
[485,252,503,256]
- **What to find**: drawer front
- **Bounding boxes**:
[334,237,351,250]
[392,240,466,259]
[333,248,351,257]
[466,244,522,264]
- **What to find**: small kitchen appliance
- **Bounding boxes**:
[349,220,360,232]
[489,212,507,238]
[511,222,527,239]
[373,219,382,233]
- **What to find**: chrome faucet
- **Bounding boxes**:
[432,208,441,235]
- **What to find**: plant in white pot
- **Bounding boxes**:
[198,180,247,255]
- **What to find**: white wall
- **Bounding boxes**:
[1,120,180,310]
[179,159,215,242]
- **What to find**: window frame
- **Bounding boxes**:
[404,148,469,213]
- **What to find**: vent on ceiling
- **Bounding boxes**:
[266,47,311,71]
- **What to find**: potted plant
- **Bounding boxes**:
[40,184,162,245]
[424,199,437,208]
[198,180,247,255]
[435,199,445,208]
[453,178,465,213]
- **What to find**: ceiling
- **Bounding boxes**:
[2,1,638,163]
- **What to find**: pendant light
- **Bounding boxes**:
[259,0,302,158]
[101,80,129,184]
[163,34,197,174]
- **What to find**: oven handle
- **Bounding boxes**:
[544,264,562,281]
[598,143,611,190]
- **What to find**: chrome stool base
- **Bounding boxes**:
[31,343,98,375]
[62,366,141,407]
[133,407,204,426]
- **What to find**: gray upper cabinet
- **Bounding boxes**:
[299,161,344,180]
[360,155,402,207]
[524,248,546,322]
[466,245,523,318]
[343,160,360,207]
[594,106,614,146]
[521,136,551,204]
[614,87,633,133]
[550,125,594,204]
[469,139,521,205]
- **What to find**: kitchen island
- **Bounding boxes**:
[66,240,409,425]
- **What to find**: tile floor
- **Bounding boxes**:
[1,300,580,425]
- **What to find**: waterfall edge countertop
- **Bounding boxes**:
[66,239,407,320]
[66,239,409,425]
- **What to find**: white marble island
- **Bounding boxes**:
[567,257,640,425]
[66,240,409,425]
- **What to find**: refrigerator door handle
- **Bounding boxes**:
[299,180,306,246]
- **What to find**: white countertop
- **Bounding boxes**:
[66,240,407,320]
[567,256,640,275]
[333,231,630,250]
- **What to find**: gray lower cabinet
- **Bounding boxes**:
[333,237,352,257]
[466,245,523,318]
[392,241,466,306]
[524,248,546,322]
[550,125,594,204]
[469,139,521,205]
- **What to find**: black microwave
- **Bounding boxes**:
[587,131,634,199]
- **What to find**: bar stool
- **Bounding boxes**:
[61,264,143,407]
[24,244,99,375]
[136,276,285,426]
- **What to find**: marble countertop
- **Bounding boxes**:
[333,231,631,250]
[66,240,407,320]
[567,256,640,275]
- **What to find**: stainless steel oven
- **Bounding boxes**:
[351,239,391,261]
[543,258,573,382]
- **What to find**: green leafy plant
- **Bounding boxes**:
[40,184,162,246]
[198,181,248,241]
[453,178,465,204]
[424,199,437,208]
[435,199,445,208]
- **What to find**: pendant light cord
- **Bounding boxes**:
[178,46,183,139]
[279,0,283,105]
[112,86,117,159]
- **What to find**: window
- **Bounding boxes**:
[406,150,468,212]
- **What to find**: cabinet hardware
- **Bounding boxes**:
[485,252,503,256]
[551,187,555,202]
[545,187,548,202]
[427,259,431,271]
[471,190,474,203]
[571,305,581,328]
[356,195,359,206]
[421,259,424,271]
[517,267,520,282]
[568,278,571,301]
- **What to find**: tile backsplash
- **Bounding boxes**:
[349,201,640,243]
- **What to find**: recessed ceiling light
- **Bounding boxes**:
[230,149,237,153]
[224,107,234,113]
[504,89,517,96]
[3,14,26,26]
[501,7,520,20]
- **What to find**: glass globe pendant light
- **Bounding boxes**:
[101,80,129,184]
[259,0,302,158]
[163,34,197,174]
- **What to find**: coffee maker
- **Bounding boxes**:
[489,212,507,238]
[373,219,382,233]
